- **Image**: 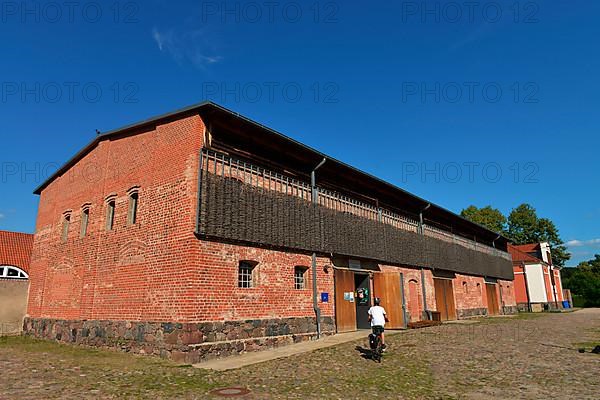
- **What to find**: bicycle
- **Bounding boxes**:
[369,325,385,363]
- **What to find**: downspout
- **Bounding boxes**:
[522,262,533,312]
[400,272,408,328]
[419,203,431,320]
[498,280,505,315]
[311,158,326,339]
[492,234,501,249]
[549,265,558,309]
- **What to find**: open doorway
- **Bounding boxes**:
[354,273,371,329]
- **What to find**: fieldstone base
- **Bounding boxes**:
[23,316,335,363]
[502,305,518,315]
[457,308,488,319]
[516,302,563,312]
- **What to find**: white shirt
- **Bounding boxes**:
[368,305,387,327]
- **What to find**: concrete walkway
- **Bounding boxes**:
[193,329,404,371]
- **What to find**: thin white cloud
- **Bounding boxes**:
[566,238,600,247]
[152,26,222,69]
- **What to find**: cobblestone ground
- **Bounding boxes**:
[1,309,598,399]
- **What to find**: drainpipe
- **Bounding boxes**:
[522,262,532,312]
[492,234,501,249]
[311,158,326,339]
[419,203,431,320]
[549,265,559,310]
[498,281,505,315]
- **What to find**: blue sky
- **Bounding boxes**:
[0,1,598,266]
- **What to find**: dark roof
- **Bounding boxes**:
[34,101,510,247]
[0,230,34,273]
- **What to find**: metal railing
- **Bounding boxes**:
[201,148,507,257]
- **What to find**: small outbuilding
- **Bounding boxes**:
[0,230,33,335]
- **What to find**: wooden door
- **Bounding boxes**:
[434,278,457,321]
[373,272,405,329]
[486,284,499,316]
[335,269,357,332]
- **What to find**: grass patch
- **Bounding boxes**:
[573,341,600,350]
[476,312,546,324]
[1,334,437,399]
[0,336,218,398]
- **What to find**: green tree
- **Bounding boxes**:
[562,255,600,307]
[460,205,507,233]
[507,203,571,267]
[507,204,538,243]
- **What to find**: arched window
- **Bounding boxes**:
[105,195,116,231]
[61,212,71,243]
[127,187,140,225]
[80,205,90,238]
[462,281,468,293]
[0,265,28,279]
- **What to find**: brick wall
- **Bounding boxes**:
[28,115,205,322]
[498,279,516,307]
[187,240,335,322]
[453,274,487,317]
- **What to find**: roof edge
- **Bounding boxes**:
[33,100,215,195]
[33,101,510,243]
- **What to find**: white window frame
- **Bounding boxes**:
[0,265,29,279]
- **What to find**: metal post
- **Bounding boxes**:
[195,149,205,235]
[400,272,408,329]
[522,263,532,312]
[311,158,326,339]
[419,203,431,320]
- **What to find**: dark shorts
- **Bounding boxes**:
[372,325,385,335]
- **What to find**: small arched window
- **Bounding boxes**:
[0,265,28,279]
[105,195,116,231]
[462,281,468,293]
[80,205,90,238]
[127,187,140,225]
[476,283,482,294]
[61,212,71,243]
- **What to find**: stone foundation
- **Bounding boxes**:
[516,302,562,313]
[23,316,335,363]
[502,305,518,315]
[457,308,488,319]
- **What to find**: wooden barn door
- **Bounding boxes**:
[373,272,405,329]
[486,284,499,316]
[434,278,457,321]
[335,269,357,332]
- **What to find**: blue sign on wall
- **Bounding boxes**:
[321,292,329,303]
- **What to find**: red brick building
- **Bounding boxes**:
[1,230,33,334]
[509,243,565,311]
[25,102,516,362]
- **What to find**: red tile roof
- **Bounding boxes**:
[508,244,543,264]
[0,230,34,273]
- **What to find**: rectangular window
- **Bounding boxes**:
[61,215,70,243]
[294,266,307,290]
[238,261,255,288]
[128,192,138,225]
[106,201,115,231]
[80,208,89,238]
